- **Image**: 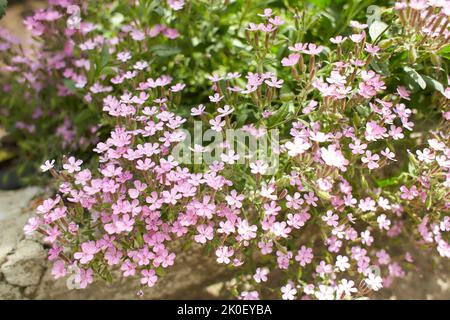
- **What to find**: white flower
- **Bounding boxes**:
[315,284,335,300]
[320,145,349,171]
[281,282,297,300]
[40,159,55,172]
[285,137,311,157]
[377,214,391,230]
[335,255,350,272]
[250,160,268,175]
[220,150,240,165]
[365,273,383,291]
[338,279,357,297]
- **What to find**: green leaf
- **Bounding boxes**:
[100,44,110,68]
[375,176,399,188]
[0,0,6,20]
[369,20,388,41]
[308,0,331,9]
[63,79,77,93]
[150,45,181,57]
[403,66,426,90]
[422,75,445,95]
[267,103,291,128]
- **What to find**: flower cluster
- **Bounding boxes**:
[12,2,450,300]
[395,0,449,51]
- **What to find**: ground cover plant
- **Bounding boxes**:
[0,0,448,299]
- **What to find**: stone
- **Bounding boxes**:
[0,187,40,263]
[35,245,230,299]
[0,282,22,300]
[1,240,46,287]
[23,285,38,298]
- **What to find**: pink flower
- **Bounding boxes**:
[400,185,419,200]
[63,156,83,173]
[349,139,367,155]
[168,0,185,11]
[225,190,245,208]
[320,145,349,171]
[397,86,411,100]
[315,260,333,277]
[443,87,450,99]
[24,217,41,235]
[237,220,257,240]
[330,36,346,44]
[258,241,273,255]
[221,150,240,164]
[361,151,380,170]
[117,51,132,62]
[281,282,297,300]
[191,104,205,116]
[215,246,234,264]
[322,210,339,227]
[304,43,323,55]
[194,224,214,244]
[75,268,94,289]
[285,138,311,157]
[51,260,67,279]
[258,8,273,18]
[209,117,226,132]
[209,93,223,103]
[350,20,368,29]
[358,197,376,212]
[253,267,269,283]
[365,121,387,141]
[74,241,99,264]
[281,53,300,67]
[121,260,136,277]
[295,246,313,266]
[140,269,158,287]
[270,221,291,238]
[264,77,284,88]
[304,192,318,207]
[349,33,365,43]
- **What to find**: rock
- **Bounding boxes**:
[0,187,40,263]
[0,282,22,299]
[1,240,46,287]
[23,285,38,298]
[35,245,230,299]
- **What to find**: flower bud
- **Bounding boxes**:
[430,52,441,67]
[378,39,393,49]
[280,92,294,102]
[408,47,417,64]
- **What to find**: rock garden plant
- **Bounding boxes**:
[0,0,448,299]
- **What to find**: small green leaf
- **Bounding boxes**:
[63,79,77,93]
[150,45,181,57]
[0,0,7,20]
[267,103,291,128]
[308,0,331,9]
[100,44,110,68]
[369,20,388,41]
[422,75,445,95]
[404,66,426,90]
[375,176,399,188]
